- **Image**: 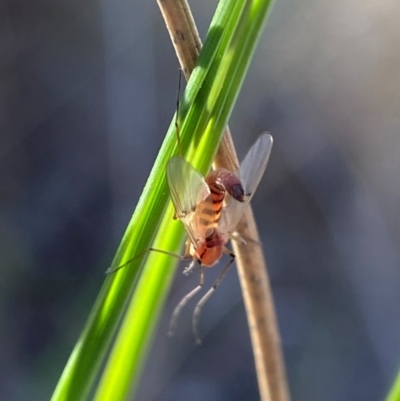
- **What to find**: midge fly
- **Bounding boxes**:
[106,70,273,342]
[107,133,273,343]
[167,133,273,343]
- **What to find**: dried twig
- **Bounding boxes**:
[157,1,290,400]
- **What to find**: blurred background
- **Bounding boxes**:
[1,0,400,400]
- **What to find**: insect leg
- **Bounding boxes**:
[175,68,183,155]
[230,231,247,245]
[105,247,189,274]
[193,249,236,345]
[182,241,198,276]
[231,232,263,247]
[183,259,197,276]
[168,264,204,337]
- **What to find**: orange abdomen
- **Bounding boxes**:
[196,168,245,235]
[191,169,245,266]
[193,230,225,267]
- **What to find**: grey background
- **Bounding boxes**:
[1,0,399,400]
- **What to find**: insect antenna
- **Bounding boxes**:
[193,249,236,344]
[175,68,183,156]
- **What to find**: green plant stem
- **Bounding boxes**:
[94,1,275,400]
[387,370,400,401]
[51,0,275,400]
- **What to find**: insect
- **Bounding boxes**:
[167,133,273,343]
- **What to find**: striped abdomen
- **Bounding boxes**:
[194,168,245,238]
[192,230,225,267]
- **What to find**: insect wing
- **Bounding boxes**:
[222,133,273,235]
[167,156,210,244]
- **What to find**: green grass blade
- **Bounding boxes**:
[94,0,275,400]
[51,0,248,399]
[51,0,275,400]
[387,370,400,401]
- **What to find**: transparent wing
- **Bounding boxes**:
[167,156,210,245]
[221,133,273,235]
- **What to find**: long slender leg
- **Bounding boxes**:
[231,231,262,246]
[175,68,183,155]
[106,246,190,274]
[193,249,235,345]
[168,265,204,337]
[230,231,246,245]
[183,259,198,275]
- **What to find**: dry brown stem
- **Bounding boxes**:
[156,1,290,400]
